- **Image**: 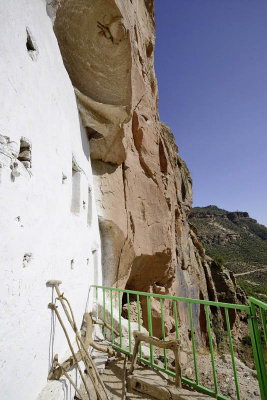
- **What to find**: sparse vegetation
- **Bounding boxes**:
[237,277,267,302]
[189,206,267,300]
[212,255,225,269]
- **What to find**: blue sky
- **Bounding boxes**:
[154,0,267,226]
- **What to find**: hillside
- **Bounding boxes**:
[189,205,267,301]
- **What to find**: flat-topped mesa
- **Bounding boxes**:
[227,211,250,220]
[51,0,243,343]
[190,206,250,220]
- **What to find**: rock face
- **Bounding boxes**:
[0,2,248,399]
[51,0,244,341]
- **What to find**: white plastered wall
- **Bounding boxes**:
[0,1,102,399]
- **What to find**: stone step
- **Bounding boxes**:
[91,344,109,372]
[128,372,211,400]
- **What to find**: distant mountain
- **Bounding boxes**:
[189,205,267,301]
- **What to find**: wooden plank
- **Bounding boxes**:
[129,331,181,387]
[127,374,211,400]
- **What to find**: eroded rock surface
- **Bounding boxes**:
[50,0,244,343]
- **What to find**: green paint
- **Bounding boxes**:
[103,288,106,337]
[127,292,132,354]
[205,304,218,394]
[118,291,122,347]
[189,303,199,385]
[160,298,167,369]
[147,296,154,364]
[93,285,267,400]
[137,294,142,358]
[174,300,179,339]
[225,308,241,400]
[110,289,114,344]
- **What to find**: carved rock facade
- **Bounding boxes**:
[50,0,238,343]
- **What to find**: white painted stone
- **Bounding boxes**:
[36,381,65,400]
[0,1,102,399]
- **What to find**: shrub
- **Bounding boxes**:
[212,255,225,269]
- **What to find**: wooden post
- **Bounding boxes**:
[129,331,182,387]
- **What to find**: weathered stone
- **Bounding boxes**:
[21,161,31,169]
[210,265,248,330]
[185,367,193,378]
[18,150,31,161]
[50,0,244,345]
[0,135,19,159]
[9,141,20,157]
[180,351,188,366]
[0,134,7,144]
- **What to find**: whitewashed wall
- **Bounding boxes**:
[0,1,102,399]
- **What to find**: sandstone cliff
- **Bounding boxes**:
[48,0,243,342]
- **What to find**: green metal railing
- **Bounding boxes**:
[248,297,267,399]
[91,285,267,400]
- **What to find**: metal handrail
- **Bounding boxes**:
[91,285,267,400]
[248,297,267,399]
[92,285,250,310]
[249,296,267,311]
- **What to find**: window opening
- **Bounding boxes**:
[26,28,38,60]
[87,186,92,225]
[18,137,31,169]
[71,158,81,214]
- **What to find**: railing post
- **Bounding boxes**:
[173,300,179,339]
[102,288,106,338]
[204,304,218,395]
[147,296,154,364]
[189,302,199,385]
[91,286,267,400]
[248,299,267,400]
[160,298,167,370]
[118,291,122,347]
[137,294,142,358]
[259,307,267,348]
[110,289,114,344]
[96,286,98,321]
[127,292,132,354]
[225,308,240,400]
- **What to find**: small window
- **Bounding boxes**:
[71,159,81,214]
[87,187,92,225]
[23,253,32,268]
[62,173,67,184]
[26,27,38,60]
[70,259,74,269]
[92,250,98,285]
[18,137,31,169]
